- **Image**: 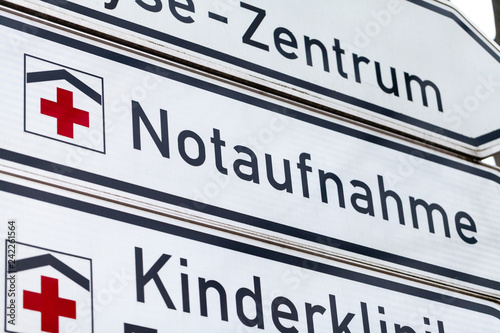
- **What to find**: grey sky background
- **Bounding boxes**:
[452,0,496,38]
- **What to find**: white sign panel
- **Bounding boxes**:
[2,0,500,157]
[1,181,500,332]
[0,9,500,293]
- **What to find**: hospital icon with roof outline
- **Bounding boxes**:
[4,241,93,333]
[24,54,105,153]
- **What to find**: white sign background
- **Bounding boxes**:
[2,0,500,157]
[0,9,499,293]
[1,180,500,332]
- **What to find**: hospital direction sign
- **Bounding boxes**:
[0,9,499,294]
[3,0,500,157]
[1,182,500,332]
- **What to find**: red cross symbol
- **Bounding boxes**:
[40,87,90,139]
[23,275,77,333]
